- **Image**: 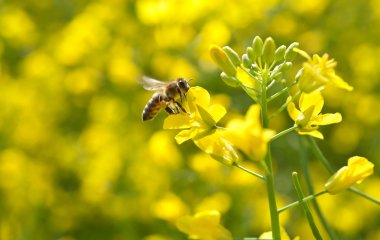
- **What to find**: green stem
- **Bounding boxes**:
[292,172,323,240]
[270,125,297,142]
[306,136,334,174]
[298,136,338,239]
[233,162,265,181]
[348,187,380,205]
[266,80,276,90]
[278,191,327,213]
[261,69,281,240]
[270,90,301,118]
[266,81,297,103]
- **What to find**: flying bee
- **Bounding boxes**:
[141,76,191,121]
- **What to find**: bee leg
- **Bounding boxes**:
[165,106,176,114]
[174,101,187,113]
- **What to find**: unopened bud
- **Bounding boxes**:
[220,72,240,87]
[242,53,252,68]
[284,42,299,61]
[275,45,286,62]
[210,45,237,76]
[222,46,241,67]
[262,37,276,65]
[252,36,263,58]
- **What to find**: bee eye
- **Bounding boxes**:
[178,79,185,87]
[178,78,190,91]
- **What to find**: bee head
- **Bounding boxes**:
[177,78,191,93]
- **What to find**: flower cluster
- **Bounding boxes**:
[163,86,274,164]
[159,36,377,240]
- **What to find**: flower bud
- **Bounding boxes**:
[210,45,236,76]
[246,47,256,62]
[274,45,286,62]
[271,71,283,82]
[220,72,240,87]
[325,156,374,194]
[251,63,260,72]
[242,53,252,68]
[222,46,241,67]
[252,36,263,58]
[274,62,292,74]
[262,37,276,66]
[284,42,299,61]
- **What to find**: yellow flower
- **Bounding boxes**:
[294,48,353,93]
[287,92,342,139]
[223,104,275,161]
[259,227,300,240]
[164,86,238,165]
[325,156,374,194]
[176,210,232,240]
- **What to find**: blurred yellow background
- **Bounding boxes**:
[1,0,379,239]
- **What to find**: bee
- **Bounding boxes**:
[141,76,191,121]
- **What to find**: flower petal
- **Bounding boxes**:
[175,129,199,144]
[287,100,301,122]
[297,129,324,139]
[163,114,193,129]
[245,104,261,127]
[330,75,353,91]
[347,156,374,184]
[315,113,342,125]
[236,67,258,88]
[197,104,216,127]
[194,131,239,166]
[299,91,323,114]
[325,156,374,194]
[208,104,227,123]
[176,210,232,240]
[187,87,210,112]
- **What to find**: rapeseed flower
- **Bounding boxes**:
[295,48,353,93]
[176,210,232,240]
[287,92,342,139]
[164,86,238,164]
[223,104,275,161]
[325,156,374,194]
[259,227,300,240]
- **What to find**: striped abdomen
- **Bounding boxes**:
[142,93,166,121]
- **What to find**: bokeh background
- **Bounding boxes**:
[1,0,380,239]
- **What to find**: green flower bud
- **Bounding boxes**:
[274,45,286,62]
[281,62,293,73]
[242,53,252,68]
[220,72,240,87]
[271,71,283,81]
[210,45,237,76]
[262,37,276,65]
[246,47,256,62]
[274,62,293,74]
[222,46,241,67]
[252,36,263,58]
[284,42,299,61]
[251,63,260,72]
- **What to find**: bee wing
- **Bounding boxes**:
[140,76,168,91]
